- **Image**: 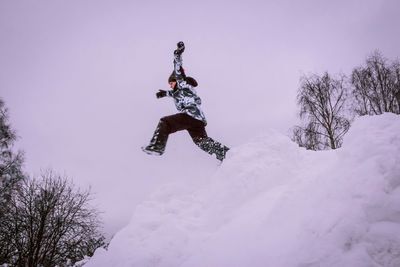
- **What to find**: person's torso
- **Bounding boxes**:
[171,81,207,125]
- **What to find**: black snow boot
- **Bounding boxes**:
[194,137,230,161]
[142,121,168,156]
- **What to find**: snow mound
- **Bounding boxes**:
[86,113,400,267]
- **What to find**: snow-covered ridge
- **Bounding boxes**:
[85,113,400,267]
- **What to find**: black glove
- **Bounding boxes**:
[174,41,185,55]
[177,41,185,50]
[156,90,167,99]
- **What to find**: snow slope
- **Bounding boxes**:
[85,113,400,267]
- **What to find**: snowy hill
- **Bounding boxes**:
[85,113,400,267]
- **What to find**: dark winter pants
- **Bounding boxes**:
[148,113,229,160]
[161,113,208,141]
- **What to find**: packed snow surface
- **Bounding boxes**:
[86,113,400,267]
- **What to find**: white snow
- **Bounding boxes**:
[85,113,400,267]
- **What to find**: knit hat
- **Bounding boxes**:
[168,73,177,83]
[168,68,197,87]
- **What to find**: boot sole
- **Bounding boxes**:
[141,146,163,156]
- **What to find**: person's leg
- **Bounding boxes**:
[187,121,230,161]
[143,113,197,155]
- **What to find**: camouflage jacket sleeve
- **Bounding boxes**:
[166,90,174,97]
[173,52,185,82]
[166,52,185,97]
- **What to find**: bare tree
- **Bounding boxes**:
[0,98,26,264]
[351,51,400,115]
[291,123,322,151]
[292,72,351,150]
[394,61,400,106]
[1,171,105,267]
[0,98,25,207]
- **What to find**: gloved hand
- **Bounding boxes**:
[156,90,167,99]
[174,41,185,55]
[177,41,185,50]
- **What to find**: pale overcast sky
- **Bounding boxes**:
[1,0,399,236]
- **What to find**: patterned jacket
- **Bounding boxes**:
[166,53,207,125]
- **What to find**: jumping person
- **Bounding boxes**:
[142,42,229,161]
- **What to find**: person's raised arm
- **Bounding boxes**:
[173,41,186,81]
[155,42,186,99]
